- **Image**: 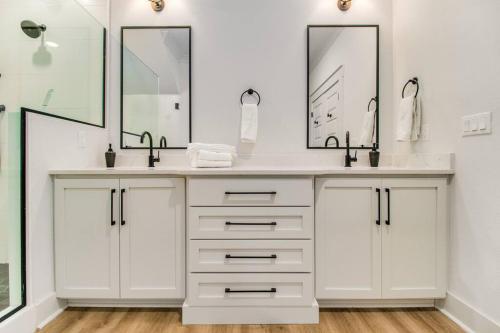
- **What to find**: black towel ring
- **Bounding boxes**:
[368,97,377,112]
[240,88,261,106]
[402,77,419,98]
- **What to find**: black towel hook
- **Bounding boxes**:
[402,77,419,98]
[240,88,261,106]
[368,97,377,112]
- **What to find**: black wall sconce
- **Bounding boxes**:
[149,0,165,12]
[338,0,352,11]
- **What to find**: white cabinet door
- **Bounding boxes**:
[55,178,120,299]
[120,178,185,299]
[315,178,382,299]
[381,178,447,299]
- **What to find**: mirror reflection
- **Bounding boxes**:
[308,25,379,149]
[121,26,191,149]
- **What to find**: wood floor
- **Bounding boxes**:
[38,308,464,333]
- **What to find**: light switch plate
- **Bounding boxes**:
[462,112,492,137]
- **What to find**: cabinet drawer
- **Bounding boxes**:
[188,177,313,206]
[189,240,313,273]
[187,273,313,307]
[188,207,313,239]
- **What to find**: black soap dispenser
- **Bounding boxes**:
[105,144,116,168]
[369,144,380,168]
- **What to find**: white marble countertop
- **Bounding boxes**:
[49,166,455,176]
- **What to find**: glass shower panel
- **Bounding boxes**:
[122,45,161,148]
[1,0,158,322]
[5,0,107,126]
[0,112,22,319]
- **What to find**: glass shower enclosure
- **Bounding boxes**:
[0,0,111,322]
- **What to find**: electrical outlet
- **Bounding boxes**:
[462,112,492,136]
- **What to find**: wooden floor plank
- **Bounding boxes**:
[37,308,464,333]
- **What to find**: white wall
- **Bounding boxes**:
[26,113,108,314]
[393,0,500,329]
[110,0,394,157]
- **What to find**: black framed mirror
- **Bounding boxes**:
[307,25,379,149]
[121,26,192,149]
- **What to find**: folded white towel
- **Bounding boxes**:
[241,103,258,143]
[358,110,376,147]
[396,96,417,141]
[192,159,232,168]
[187,143,237,157]
[198,149,233,161]
[187,143,237,168]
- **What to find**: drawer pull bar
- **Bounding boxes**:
[225,254,277,259]
[225,288,277,294]
[224,191,277,195]
[225,222,277,226]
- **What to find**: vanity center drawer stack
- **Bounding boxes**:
[184,177,316,324]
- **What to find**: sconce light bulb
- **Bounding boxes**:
[338,0,352,11]
[150,0,165,12]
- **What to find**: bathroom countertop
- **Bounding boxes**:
[49,166,455,176]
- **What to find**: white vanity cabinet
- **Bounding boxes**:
[315,177,448,300]
[54,179,121,299]
[184,177,318,325]
[54,177,185,300]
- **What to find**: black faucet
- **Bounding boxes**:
[160,136,167,148]
[345,131,358,167]
[325,135,340,148]
[140,131,160,167]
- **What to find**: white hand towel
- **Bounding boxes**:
[192,159,232,168]
[396,96,416,141]
[198,149,233,161]
[240,103,258,143]
[358,110,376,147]
[411,97,422,141]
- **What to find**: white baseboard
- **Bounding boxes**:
[436,292,500,333]
[182,301,319,325]
[0,307,37,333]
[319,299,435,308]
[67,299,184,308]
[35,293,68,330]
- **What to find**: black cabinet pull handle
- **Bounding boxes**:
[385,188,391,226]
[376,188,381,226]
[225,221,277,226]
[121,189,126,226]
[225,288,277,294]
[111,189,116,226]
[225,254,277,259]
[224,191,277,195]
